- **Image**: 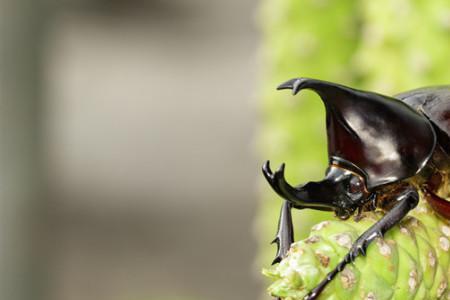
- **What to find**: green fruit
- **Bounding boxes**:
[263,201,450,299]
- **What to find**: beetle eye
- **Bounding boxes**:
[348,176,364,194]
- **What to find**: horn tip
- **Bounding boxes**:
[277,78,310,95]
[276,78,298,91]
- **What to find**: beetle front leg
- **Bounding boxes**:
[272,201,294,300]
[272,200,294,265]
[304,186,419,300]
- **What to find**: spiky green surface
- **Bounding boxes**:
[263,201,450,299]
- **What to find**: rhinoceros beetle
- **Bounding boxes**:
[262,78,450,300]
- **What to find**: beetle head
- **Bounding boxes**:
[263,159,372,219]
[295,163,370,219]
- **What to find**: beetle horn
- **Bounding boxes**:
[277,77,436,190]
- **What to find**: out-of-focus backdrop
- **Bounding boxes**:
[1,1,260,300]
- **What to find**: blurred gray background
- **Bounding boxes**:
[0,0,260,299]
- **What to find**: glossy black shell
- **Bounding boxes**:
[278,78,437,190]
[276,79,450,219]
[397,86,450,158]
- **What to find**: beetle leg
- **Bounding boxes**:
[423,188,450,219]
[271,200,294,265]
[304,187,419,300]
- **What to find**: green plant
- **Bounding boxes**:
[263,201,450,299]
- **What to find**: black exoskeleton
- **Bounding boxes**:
[262,78,450,300]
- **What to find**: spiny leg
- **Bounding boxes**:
[304,187,419,300]
[273,200,294,300]
[272,200,294,265]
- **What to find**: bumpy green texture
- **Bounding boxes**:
[263,201,450,300]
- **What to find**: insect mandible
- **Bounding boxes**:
[262,78,450,300]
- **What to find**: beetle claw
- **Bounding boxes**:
[273,163,286,185]
[262,161,276,191]
[262,160,274,181]
[352,230,385,260]
[276,162,285,174]
[262,160,288,196]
